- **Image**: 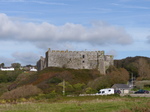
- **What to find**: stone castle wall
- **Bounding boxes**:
[37,48,114,74]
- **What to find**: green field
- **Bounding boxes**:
[0,96,149,112]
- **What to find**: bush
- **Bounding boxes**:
[0,70,23,83]
[48,77,62,84]
[73,83,85,90]
[0,99,6,104]
[73,83,85,94]
[85,87,97,94]
[1,85,42,100]
[87,66,130,90]
[34,90,58,100]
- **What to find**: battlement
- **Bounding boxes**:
[48,48,104,52]
[37,48,114,74]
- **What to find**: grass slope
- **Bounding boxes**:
[8,67,100,94]
[0,96,149,112]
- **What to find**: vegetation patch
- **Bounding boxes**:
[0,96,149,112]
[1,85,42,100]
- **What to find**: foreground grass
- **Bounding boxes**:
[0,96,149,112]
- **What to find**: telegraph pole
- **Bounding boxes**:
[132,73,134,88]
[63,79,65,96]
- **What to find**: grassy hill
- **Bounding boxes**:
[8,67,100,95]
[1,56,150,100]
[2,66,130,101]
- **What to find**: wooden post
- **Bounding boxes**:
[63,79,65,96]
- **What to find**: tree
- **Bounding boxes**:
[11,63,21,69]
[0,63,5,68]
[26,65,32,67]
[87,66,130,91]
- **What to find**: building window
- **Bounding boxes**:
[82,61,85,63]
[82,55,85,58]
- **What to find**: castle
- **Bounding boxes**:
[37,48,114,74]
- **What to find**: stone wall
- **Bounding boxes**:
[37,48,114,74]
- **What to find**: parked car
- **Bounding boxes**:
[114,90,121,94]
[134,89,149,94]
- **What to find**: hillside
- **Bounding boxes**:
[5,65,130,98]
[1,56,150,100]
[8,67,100,95]
[114,56,150,80]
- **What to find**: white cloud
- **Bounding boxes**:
[112,2,150,10]
[0,13,133,50]
[0,0,67,5]
[0,0,24,2]
[0,57,15,66]
[147,35,150,43]
[31,1,67,5]
[12,52,40,65]
[91,8,112,13]
[106,50,118,57]
[124,5,150,9]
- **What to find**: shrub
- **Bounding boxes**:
[58,81,74,95]
[73,83,85,90]
[17,98,27,102]
[0,70,23,83]
[48,77,62,84]
[1,85,42,100]
[73,83,85,94]
[85,87,97,94]
[34,91,58,100]
[0,99,6,104]
[44,91,57,99]
[87,66,130,90]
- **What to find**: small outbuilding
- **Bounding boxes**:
[112,84,131,94]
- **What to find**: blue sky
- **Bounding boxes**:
[0,0,150,66]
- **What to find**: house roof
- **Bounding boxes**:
[112,84,130,89]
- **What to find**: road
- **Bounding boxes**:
[120,93,150,97]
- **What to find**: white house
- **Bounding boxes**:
[30,67,37,72]
[0,67,15,71]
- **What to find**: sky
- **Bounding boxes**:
[0,0,150,66]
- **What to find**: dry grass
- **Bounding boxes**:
[1,85,42,100]
[119,104,150,112]
[0,96,149,112]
